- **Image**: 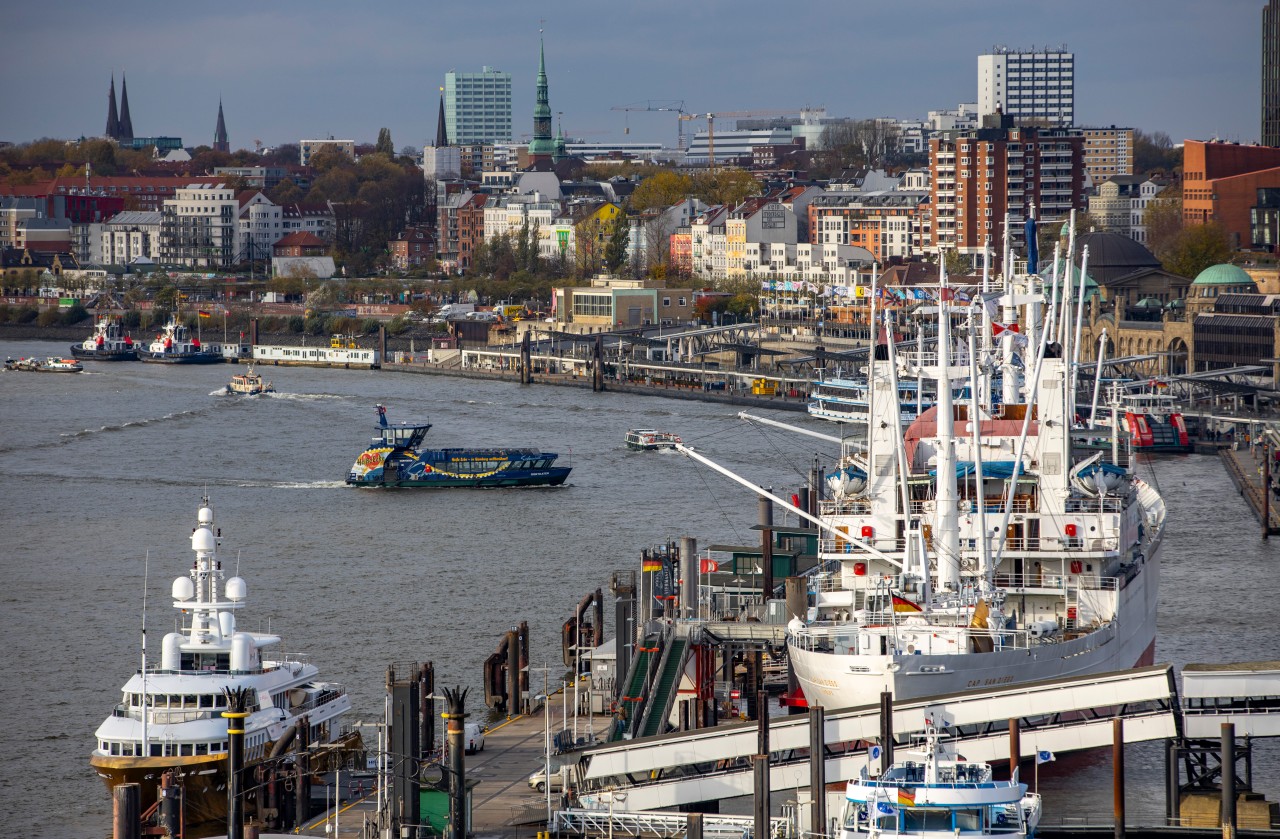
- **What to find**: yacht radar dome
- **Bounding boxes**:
[225,577,246,601]
[198,506,213,525]
[172,577,194,601]
[191,527,215,552]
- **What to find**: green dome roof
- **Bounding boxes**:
[1192,263,1255,287]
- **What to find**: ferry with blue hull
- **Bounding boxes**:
[346,405,572,488]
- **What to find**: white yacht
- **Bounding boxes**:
[90,499,357,827]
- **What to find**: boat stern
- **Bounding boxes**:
[347,447,393,486]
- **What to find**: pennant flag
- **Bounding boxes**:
[1036,750,1055,765]
[876,801,897,816]
[956,290,971,302]
[892,594,923,613]
[912,289,929,300]
[897,787,916,806]
[993,322,1020,336]
[700,558,719,574]
[198,310,211,318]
[642,557,662,573]
[791,493,801,508]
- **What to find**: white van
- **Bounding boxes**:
[465,722,484,754]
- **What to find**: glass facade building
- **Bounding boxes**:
[444,66,513,145]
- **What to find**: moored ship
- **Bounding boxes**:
[90,499,359,830]
[71,314,137,361]
[347,404,571,488]
[4,355,83,372]
[137,316,222,364]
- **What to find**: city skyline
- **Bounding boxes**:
[0,0,1264,152]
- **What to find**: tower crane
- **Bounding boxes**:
[678,109,801,172]
[611,100,687,146]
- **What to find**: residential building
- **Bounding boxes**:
[627,199,707,273]
[1182,140,1280,250]
[1088,176,1166,244]
[444,66,512,145]
[273,232,327,257]
[977,47,1075,127]
[927,104,979,132]
[388,225,435,270]
[726,198,801,277]
[159,184,239,268]
[280,202,335,241]
[0,197,41,250]
[214,167,287,190]
[17,218,72,253]
[100,211,162,265]
[690,206,730,280]
[1081,127,1134,183]
[12,176,223,212]
[456,194,489,272]
[929,125,1086,267]
[1266,1,1279,147]
[299,139,355,166]
[483,192,559,244]
[237,191,283,265]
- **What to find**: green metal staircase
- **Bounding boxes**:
[638,637,688,738]
[612,634,659,741]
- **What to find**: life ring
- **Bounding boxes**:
[609,701,619,714]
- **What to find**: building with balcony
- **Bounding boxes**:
[159,184,238,268]
[100,211,162,266]
[978,46,1074,127]
[299,139,355,167]
[1081,127,1134,184]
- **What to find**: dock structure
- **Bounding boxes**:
[1220,444,1280,536]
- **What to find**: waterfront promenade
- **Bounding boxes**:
[1220,443,1280,536]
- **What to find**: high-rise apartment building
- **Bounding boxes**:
[930,126,1086,268]
[1265,1,1279,146]
[1081,126,1134,183]
[977,47,1074,127]
[444,66,512,145]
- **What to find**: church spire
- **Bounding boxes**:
[527,32,554,166]
[118,72,134,141]
[105,74,119,140]
[214,98,229,152]
[434,90,449,147]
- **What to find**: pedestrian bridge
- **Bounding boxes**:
[571,662,1280,813]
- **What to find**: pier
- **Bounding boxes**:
[1220,442,1280,536]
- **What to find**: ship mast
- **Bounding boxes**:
[935,260,961,592]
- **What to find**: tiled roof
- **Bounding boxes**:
[274,232,327,248]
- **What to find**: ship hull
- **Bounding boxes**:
[349,467,571,488]
[91,753,232,830]
[790,540,1162,708]
[70,346,138,361]
[138,351,224,364]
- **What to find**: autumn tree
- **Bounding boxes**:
[629,170,693,212]
[1162,223,1234,279]
[1144,190,1184,266]
[1133,130,1181,176]
[691,169,759,206]
[604,214,631,273]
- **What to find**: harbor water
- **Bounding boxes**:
[0,338,1277,836]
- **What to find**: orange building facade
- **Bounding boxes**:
[1182,140,1280,250]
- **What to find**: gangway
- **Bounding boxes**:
[557,809,790,838]
[573,665,1180,812]
[1181,660,1280,738]
[638,634,690,738]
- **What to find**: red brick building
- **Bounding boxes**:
[1182,140,1280,251]
[456,194,488,272]
[0,176,225,212]
[388,224,436,270]
[272,232,327,257]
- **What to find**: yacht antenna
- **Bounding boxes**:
[967,316,992,585]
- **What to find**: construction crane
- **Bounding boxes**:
[678,109,800,172]
[611,100,687,146]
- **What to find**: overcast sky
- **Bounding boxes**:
[1,0,1264,152]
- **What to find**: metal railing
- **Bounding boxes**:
[558,808,791,839]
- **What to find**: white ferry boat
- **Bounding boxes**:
[625,429,683,450]
[90,499,359,828]
[840,723,1041,837]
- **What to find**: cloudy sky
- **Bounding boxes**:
[1,0,1264,151]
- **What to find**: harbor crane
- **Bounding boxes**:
[678,109,800,172]
[611,100,689,146]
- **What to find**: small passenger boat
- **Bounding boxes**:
[71,314,137,361]
[839,723,1041,837]
[226,363,274,395]
[347,404,571,488]
[625,429,683,451]
[5,356,84,372]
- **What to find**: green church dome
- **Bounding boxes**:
[1192,263,1255,287]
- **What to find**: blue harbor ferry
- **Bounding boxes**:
[346,405,572,488]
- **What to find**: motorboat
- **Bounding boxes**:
[5,356,84,372]
[347,404,572,488]
[226,364,274,395]
[90,499,359,831]
[625,429,683,451]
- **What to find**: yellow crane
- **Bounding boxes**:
[677,109,800,172]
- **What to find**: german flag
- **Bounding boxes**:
[897,787,915,806]
[642,557,662,573]
[892,594,922,613]
[198,310,212,318]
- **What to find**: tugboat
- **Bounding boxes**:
[347,404,572,488]
[839,722,1042,837]
[4,356,84,372]
[226,363,274,395]
[71,314,137,361]
[137,316,222,364]
[90,498,360,831]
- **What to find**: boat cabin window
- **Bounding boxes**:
[195,743,208,755]
[903,809,952,831]
[181,651,230,672]
[180,744,193,756]
[953,808,982,831]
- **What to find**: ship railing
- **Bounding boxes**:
[139,708,218,724]
[819,499,873,515]
[1064,495,1128,513]
[788,619,1038,652]
[285,686,349,716]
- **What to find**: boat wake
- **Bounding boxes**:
[264,392,349,402]
[235,479,349,489]
[0,405,230,454]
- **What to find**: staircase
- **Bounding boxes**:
[638,637,688,738]
[612,634,659,741]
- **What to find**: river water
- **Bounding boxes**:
[0,337,1276,836]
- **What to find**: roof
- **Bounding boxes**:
[274,231,326,248]
[1074,232,1160,285]
[1193,263,1256,286]
[104,211,162,227]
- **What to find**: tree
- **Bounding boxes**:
[604,215,630,273]
[268,179,304,205]
[376,128,394,156]
[1162,223,1233,279]
[629,170,693,212]
[1133,130,1181,176]
[692,169,759,206]
[1144,190,1184,266]
[810,119,903,178]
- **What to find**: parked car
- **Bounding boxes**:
[528,765,565,793]
[465,722,484,754]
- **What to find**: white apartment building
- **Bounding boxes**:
[100,211,162,265]
[238,193,283,264]
[690,206,730,280]
[482,193,559,243]
[422,145,462,180]
[978,47,1074,126]
[159,184,239,268]
[444,66,513,145]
